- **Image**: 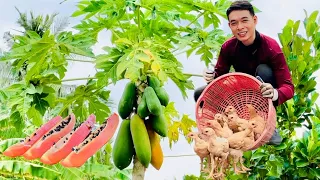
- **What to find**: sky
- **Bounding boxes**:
[0,0,320,180]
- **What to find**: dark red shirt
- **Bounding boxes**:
[213,31,294,106]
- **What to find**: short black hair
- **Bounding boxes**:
[226,1,255,19]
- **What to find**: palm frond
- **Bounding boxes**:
[14,7,28,31]
[52,16,70,35]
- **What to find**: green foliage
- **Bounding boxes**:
[71,0,232,157]
[0,8,120,180]
[0,160,61,180]
[164,102,197,148]
[223,10,320,180]
[74,0,231,99]
[55,80,112,124]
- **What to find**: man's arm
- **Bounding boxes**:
[213,44,232,79]
[270,52,295,106]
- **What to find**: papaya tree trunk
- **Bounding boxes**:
[132,155,145,180]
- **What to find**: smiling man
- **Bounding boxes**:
[194,0,295,145]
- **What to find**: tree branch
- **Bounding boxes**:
[174,49,192,57]
[186,11,206,28]
[117,20,125,33]
[146,70,202,77]
[66,59,94,63]
[61,77,97,82]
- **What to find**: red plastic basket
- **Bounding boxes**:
[195,72,277,150]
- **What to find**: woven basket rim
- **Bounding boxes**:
[194,72,276,149]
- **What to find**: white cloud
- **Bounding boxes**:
[0,0,320,179]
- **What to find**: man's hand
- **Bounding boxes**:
[260,83,278,101]
[203,68,214,83]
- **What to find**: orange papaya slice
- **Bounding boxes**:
[23,114,76,160]
[60,113,119,167]
[40,114,96,165]
[3,115,62,157]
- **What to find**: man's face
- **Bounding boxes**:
[228,10,257,46]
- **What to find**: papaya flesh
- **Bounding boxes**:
[23,114,76,160]
[118,81,136,119]
[3,115,62,158]
[146,123,164,170]
[60,113,119,168]
[112,119,135,170]
[40,114,96,165]
[144,87,162,116]
[130,114,151,168]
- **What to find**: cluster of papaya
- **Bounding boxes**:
[113,75,169,170]
[3,113,119,168]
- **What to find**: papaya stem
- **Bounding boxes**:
[186,11,206,28]
[146,70,203,77]
[132,155,145,180]
[60,77,97,82]
[66,59,94,63]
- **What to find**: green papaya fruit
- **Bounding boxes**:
[112,120,135,170]
[149,113,168,137]
[144,87,162,116]
[147,76,160,89]
[137,93,150,119]
[130,114,151,168]
[154,87,169,106]
[118,81,136,119]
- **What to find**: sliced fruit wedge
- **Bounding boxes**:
[60,113,119,167]
[23,114,76,160]
[40,114,96,165]
[3,116,62,157]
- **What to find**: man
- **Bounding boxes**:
[194,1,294,145]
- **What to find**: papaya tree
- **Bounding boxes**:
[0,9,130,180]
[69,0,234,179]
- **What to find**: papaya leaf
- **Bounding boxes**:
[179,114,197,138]
[0,160,61,180]
[164,102,180,120]
[26,105,43,127]
[167,121,180,148]
[82,163,131,179]
[58,81,111,123]
[53,164,86,180]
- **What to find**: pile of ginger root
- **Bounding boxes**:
[188,104,267,179]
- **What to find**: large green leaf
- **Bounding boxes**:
[57,81,111,123]
[0,160,61,180]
